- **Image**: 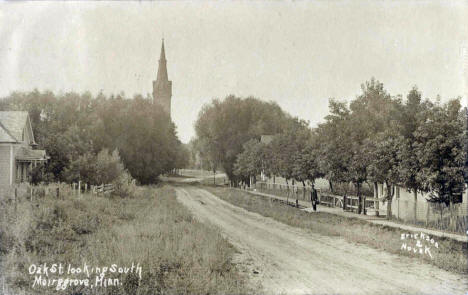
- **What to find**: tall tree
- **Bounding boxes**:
[415,98,466,206]
[397,87,425,221]
[268,119,311,187]
[0,90,187,184]
[292,131,324,186]
[195,95,291,183]
[316,99,351,194]
[349,78,395,215]
[234,139,267,185]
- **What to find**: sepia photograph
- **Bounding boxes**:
[0,1,467,294]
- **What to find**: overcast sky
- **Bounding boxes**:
[0,1,467,143]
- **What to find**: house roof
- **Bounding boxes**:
[0,111,34,143]
[0,121,16,142]
[15,146,49,161]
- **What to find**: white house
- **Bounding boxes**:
[375,182,467,222]
[0,111,49,186]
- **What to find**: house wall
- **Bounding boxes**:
[0,145,12,187]
[377,183,468,221]
[0,144,32,187]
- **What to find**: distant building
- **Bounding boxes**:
[259,135,274,181]
[153,39,172,117]
[375,182,467,222]
[0,111,49,186]
[260,135,274,144]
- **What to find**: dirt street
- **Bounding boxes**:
[175,186,468,295]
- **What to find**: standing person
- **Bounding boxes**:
[310,184,318,212]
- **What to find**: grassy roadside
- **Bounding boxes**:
[0,185,252,295]
[204,186,468,275]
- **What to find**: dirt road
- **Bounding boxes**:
[175,186,468,295]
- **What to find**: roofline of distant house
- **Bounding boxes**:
[0,120,18,142]
[0,142,17,145]
[26,114,37,145]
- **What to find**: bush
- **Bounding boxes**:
[63,149,130,187]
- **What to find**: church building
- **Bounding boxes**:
[153,39,172,117]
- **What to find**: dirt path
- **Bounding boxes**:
[175,186,468,295]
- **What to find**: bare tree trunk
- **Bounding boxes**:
[286,179,289,205]
[302,181,306,202]
[386,181,393,220]
[358,183,366,215]
[413,189,417,222]
[374,182,379,217]
[356,183,363,214]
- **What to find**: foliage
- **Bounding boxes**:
[194,95,293,181]
[221,79,466,212]
[0,90,189,184]
[315,99,351,192]
[414,98,466,205]
[233,139,267,182]
[292,133,324,185]
[267,119,311,184]
[397,87,425,196]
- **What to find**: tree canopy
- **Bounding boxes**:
[194,95,293,181]
[194,79,467,218]
[0,90,188,184]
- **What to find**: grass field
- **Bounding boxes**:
[0,185,252,295]
[204,186,468,275]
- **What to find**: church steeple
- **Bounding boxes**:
[153,39,172,117]
[156,39,168,82]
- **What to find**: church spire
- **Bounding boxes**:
[156,39,168,82]
[153,38,172,117]
[160,39,166,61]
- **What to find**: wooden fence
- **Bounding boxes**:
[0,182,115,206]
[93,183,115,194]
[255,181,383,214]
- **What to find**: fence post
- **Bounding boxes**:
[426,203,430,226]
[363,196,367,215]
[56,187,60,199]
[343,195,347,211]
[374,182,379,217]
[14,187,17,214]
[397,198,400,220]
[295,187,299,208]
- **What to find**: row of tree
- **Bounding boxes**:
[194,79,467,219]
[0,90,190,185]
